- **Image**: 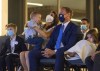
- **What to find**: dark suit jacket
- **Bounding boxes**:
[0,35,9,52]
[46,22,83,51]
[0,36,27,56]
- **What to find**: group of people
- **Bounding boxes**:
[0,7,100,71]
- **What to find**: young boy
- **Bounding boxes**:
[0,23,27,71]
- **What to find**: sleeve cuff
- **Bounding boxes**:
[54,50,57,52]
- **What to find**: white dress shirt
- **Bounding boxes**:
[6,36,19,55]
[60,21,70,47]
[83,29,89,39]
[55,21,70,52]
[10,36,16,53]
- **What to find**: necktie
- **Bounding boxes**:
[55,25,64,49]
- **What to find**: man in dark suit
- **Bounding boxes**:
[0,23,27,71]
[28,7,83,71]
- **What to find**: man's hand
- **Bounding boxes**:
[41,48,55,58]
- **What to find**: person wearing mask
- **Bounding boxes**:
[34,11,58,39]
[64,28,98,71]
[81,18,90,39]
[43,11,59,31]
[0,23,27,71]
[28,7,83,71]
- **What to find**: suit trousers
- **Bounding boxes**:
[28,48,65,71]
[5,54,19,71]
[0,55,6,71]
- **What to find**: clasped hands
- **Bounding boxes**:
[41,48,55,58]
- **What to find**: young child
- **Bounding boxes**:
[20,12,44,71]
[64,28,98,67]
[0,23,27,71]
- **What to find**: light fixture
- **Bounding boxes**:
[71,18,81,22]
[27,2,43,6]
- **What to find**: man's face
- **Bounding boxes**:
[81,20,89,28]
[60,8,70,20]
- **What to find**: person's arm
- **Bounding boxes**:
[22,32,25,35]
[34,26,53,38]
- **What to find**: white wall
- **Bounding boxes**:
[0,0,8,36]
[0,0,2,35]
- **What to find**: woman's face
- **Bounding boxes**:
[87,34,94,43]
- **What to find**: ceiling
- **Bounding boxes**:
[27,0,86,10]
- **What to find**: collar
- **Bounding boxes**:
[10,36,16,41]
[31,19,38,25]
[62,21,70,30]
[83,29,89,34]
[83,29,89,39]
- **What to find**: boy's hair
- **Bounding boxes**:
[30,11,41,19]
[85,28,99,43]
[6,23,17,31]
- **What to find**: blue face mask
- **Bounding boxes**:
[59,14,65,22]
[80,25,87,30]
[7,30,14,37]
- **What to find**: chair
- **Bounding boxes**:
[68,64,87,71]
[14,58,22,71]
[40,59,55,71]
[40,59,88,71]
